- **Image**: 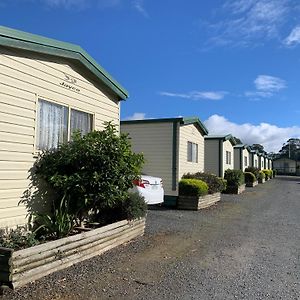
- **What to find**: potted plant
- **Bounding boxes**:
[258,171,265,183]
[224,169,245,194]
[177,178,215,210]
[244,172,258,187]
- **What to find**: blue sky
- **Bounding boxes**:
[2,0,300,152]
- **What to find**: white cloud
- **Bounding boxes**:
[245,75,286,99]
[160,91,227,100]
[254,75,286,92]
[207,0,291,47]
[125,112,146,120]
[284,25,300,46]
[132,0,149,18]
[204,114,300,152]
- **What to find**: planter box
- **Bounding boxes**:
[258,178,265,184]
[246,181,258,187]
[177,192,221,210]
[0,218,145,289]
[225,184,246,194]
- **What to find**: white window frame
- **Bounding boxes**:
[187,141,198,163]
[34,96,95,152]
[244,156,248,167]
[226,151,231,165]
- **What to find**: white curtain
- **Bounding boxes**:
[70,109,92,137]
[37,99,68,150]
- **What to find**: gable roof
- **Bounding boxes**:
[0,26,128,100]
[204,134,237,146]
[121,116,209,135]
[234,143,247,149]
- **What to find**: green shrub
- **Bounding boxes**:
[122,192,147,220]
[244,167,259,180]
[33,122,144,236]
[0,227,39,250]
[273,169,276,177]
[33,196,74,239]
[179,179,208,197]
[91,192,147,225]
[244,172,256,183]
[258,171,265,180]
[262,169,272,180]
[182,172,226,193]
[224,169,245,187]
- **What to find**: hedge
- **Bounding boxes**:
[244,167,259,180]
[182,172,226,194]
[244,172,256,183]
[224,169,245,187]
[179,179,208,197]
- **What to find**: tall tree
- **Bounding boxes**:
[250,144,264,152]
[278,138,300,160]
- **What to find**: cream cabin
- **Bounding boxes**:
[0,26,128,228]
[249,150,259,169]
[204,134,236,177]
[233,144,250,171]
[121,117,208,207]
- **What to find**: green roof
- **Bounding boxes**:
[0,26,128,100]
[204,134,237,145]
[121,116,209,135]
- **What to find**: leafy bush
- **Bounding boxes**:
[179,179,208,197]
[244,167,259,180]
[262,169,272,180]
[182,172,226,193]
[0,227,39,250]
[258,171,265,180]
[273,169,277,177]
[122,192,147,220]
[224,169,245,187]
[33,196,74,239]
[244,172,256,183]
[33,122,144,236]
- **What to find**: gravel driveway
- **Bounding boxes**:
[3,176,300,299]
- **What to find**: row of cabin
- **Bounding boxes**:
[121,118,273,207]
[0,26,273,228]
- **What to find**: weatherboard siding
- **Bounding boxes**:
[204,139,220,177]
[234,149,241,170]
[179,124,204,178]
[0,48,120,228]
[223,140,234,175]
[121,122,176,197]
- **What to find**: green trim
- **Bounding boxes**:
[121,116,209,135]
[181,117,208,135]
[219,139,223,177]
[172,121,178,191]
[163,195,178,208]
[205,134,237,146]
[234,144,247,149]
[0,26,128,100]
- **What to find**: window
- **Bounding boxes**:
[37,99,93,150]
[244,156,248,166]
[226,151,231,165]
[187,141,198,163]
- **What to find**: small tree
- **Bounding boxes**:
[35,122,144,227]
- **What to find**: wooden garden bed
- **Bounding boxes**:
[0,218,145,289]
[225,184,246,194]
[177,192,221,210]
[246,181,258,188]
